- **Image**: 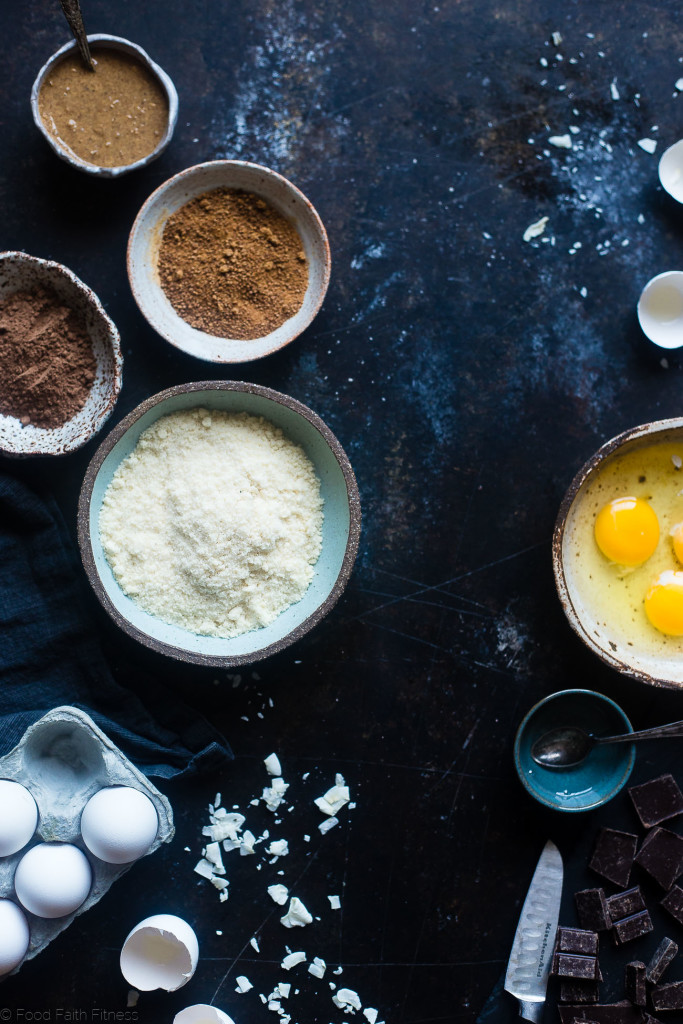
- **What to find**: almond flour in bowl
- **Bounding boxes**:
[98,407,324,638]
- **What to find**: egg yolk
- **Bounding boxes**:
[671,522,683,565]
[645,570,683,635]
[594,497,660,565]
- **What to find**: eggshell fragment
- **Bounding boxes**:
[81,786,159,864]
[14,843,92,919]
[659,139,683,203]
[0,779,38,857]
[0,900,30,975]
[120,914,199,992]
[174,1006,235,1024]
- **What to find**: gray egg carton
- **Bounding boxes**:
[0,705,174,973]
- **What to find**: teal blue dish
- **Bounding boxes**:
[514,689,635,812]
[77,382,361,667]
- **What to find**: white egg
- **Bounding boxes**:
[80,786,159,864]
[0,780,38,857]
[174,1006,236,1024]
[0,900,30,975]
[120,914,198,992]
[14,843,92,918]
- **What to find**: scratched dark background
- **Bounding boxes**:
[2,0,683,1022]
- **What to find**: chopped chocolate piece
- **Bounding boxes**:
[560,980,600,1004]
[613,911,654,945]
[552,953,601,980]
[556,927,600,956]
[607,887,646,921]
[646,938,679,985]
[625,962,647,1007]
[661,885,683,926]
[635,828,683,889]
[629,775,683,829]
[576,889,612,932]
[652,981,683,1012]
[558,1002,646,1024]
[590,829,639,888]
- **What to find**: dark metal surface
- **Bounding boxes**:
[2,1,683,1022]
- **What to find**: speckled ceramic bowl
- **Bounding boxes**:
[0,252,122,457]
[514,689,634,812]
[553,417,683,690]
[31,34,178,178]
[127,161,331,363]
[78,381,361,666]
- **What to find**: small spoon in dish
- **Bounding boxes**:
[531,719,683,769]
[59,0,95,71]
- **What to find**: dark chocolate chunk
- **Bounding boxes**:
[556,927,600,956]
[652,981,683,1012]
[558,1002,646,1024]
[625,962,647,1007]
[629,775,683,829]
[560,981,600,1004]
[646,938,679,985]
[590,829,638,888]
[661,885,683,926]
[607,887,646,921]
[613,911,654,945]
[635,828,683,889]
[553,953,601,980]
[576,889,612,932]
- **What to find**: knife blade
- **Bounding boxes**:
[504,840,563,1024]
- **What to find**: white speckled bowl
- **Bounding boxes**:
[0,252,122,457]
[553,417,683,690]
[31,34,178,178]
[78,382,361,667]
[127,161,331,363]
[659,139,683,204]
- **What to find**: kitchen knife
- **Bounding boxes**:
[504,840,563,1023]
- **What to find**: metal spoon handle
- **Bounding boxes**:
[599,719,683,744]
[59,0,94,71]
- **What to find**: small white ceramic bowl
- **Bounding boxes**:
[78,381,361,667]
[0,252,122,457]
[659,139,683,204]
[127,161,331,363]
[637,271,683,349]
[553,417,683,690]
[31,35,178,178]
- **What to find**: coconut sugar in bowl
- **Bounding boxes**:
[127,161,331,362]
[31,35,177,178]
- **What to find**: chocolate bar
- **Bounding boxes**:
[558,1002,646,1024]
[560,981,600,1004]
[589,829,638,888]
[661,884,683,926]
[556,927,600,956]
[646,937,678,985]
[651,981,683,1012]
[635,827,683,889]
[607,887,646,921]
[625,962,647,1007]
[553,953,600,980]
[575,888,612,932]
[629,775,683,829]
[613,912,654,945]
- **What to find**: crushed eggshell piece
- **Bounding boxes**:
[309,956,327,978]
[319,816,338,834]
[264,753,282,776]
[328,894,341,910]
[268,883,289,905]
[281,951,307,970]
[235,976,253,993]
[267,839,289,858]
[548,134,572,148]
[523,216,548,242]
[281,896,313,928]
[638,138,657,154]
[333,988,362,1012]
[315,783,350,816]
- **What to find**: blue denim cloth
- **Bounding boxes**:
[0,472,232,777]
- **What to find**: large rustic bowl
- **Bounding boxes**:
[0,252,122,457]
[31,34,178,178]
[78,382,361,667]
[127,160,331,362]
[553,417,683,690]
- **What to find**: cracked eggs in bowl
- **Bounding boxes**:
[553,418,683,690]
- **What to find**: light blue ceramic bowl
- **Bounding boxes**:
[514,689,635,812]
[77,382,361,667]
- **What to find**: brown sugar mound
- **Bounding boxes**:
[0,286,97,429]
[157,187,309,340]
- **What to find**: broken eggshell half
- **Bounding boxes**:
[174,1007,236,1024]
[120,914,199,992]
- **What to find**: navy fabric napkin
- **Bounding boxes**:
[0,470,233,777]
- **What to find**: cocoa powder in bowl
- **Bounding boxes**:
[157,188,309,340]
[0,287,97,429]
